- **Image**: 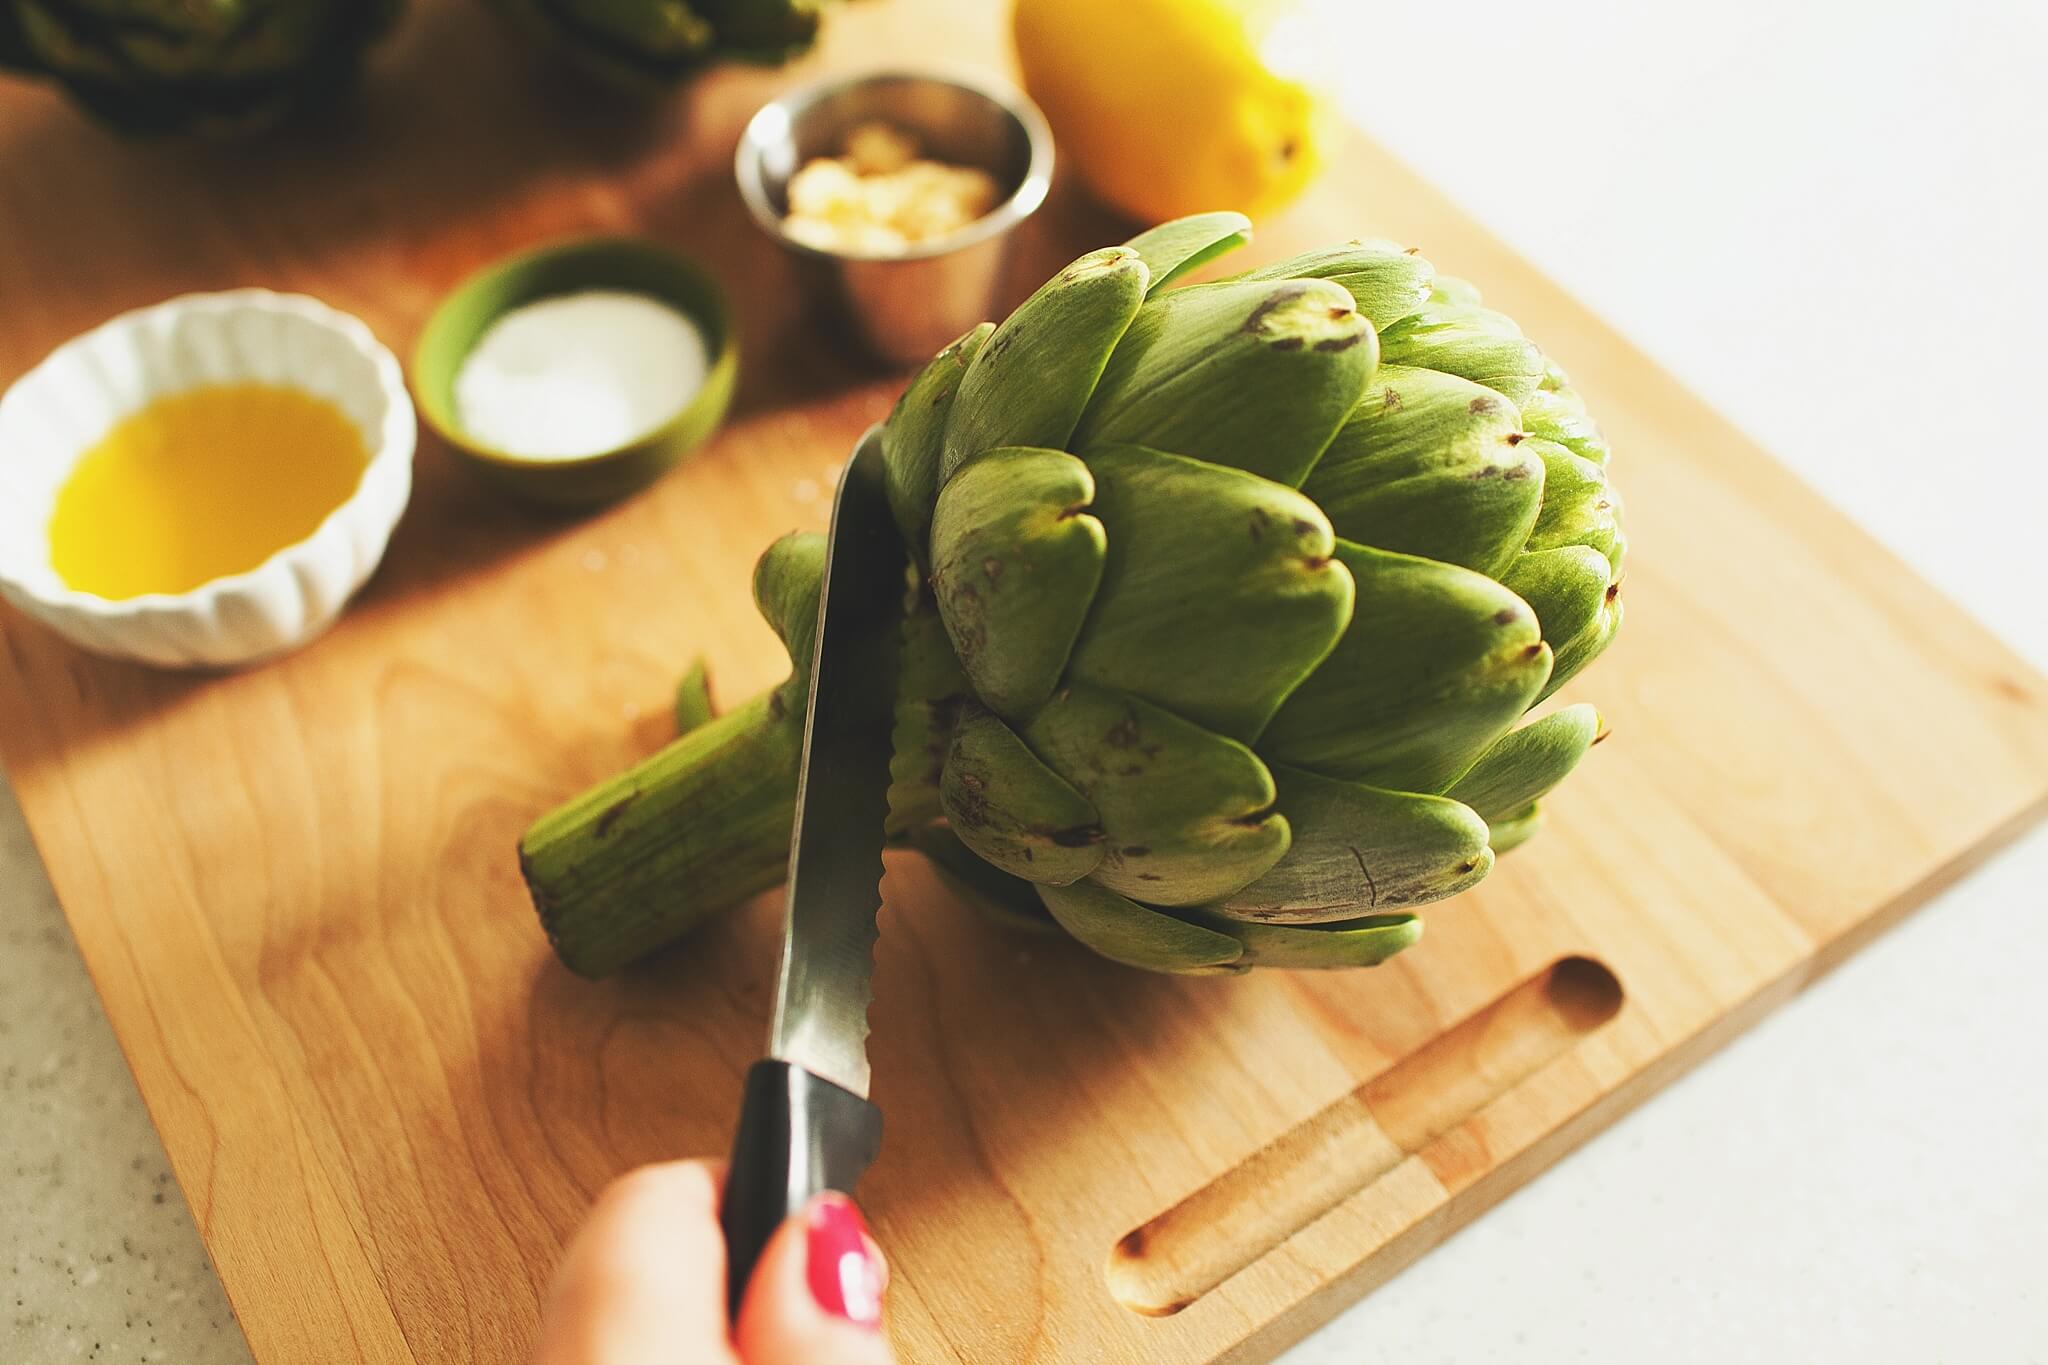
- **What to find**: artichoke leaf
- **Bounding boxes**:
[882,321,993,561]
[9,0,398,131]
[909,827,1060,934]
[929,446,1105,719]
[1234,240,1435,332]
[535,0,715,61]
[1429,275,1483,308]
[1037,880,1245,974]
[1551,593,1622,701]
[1303,364,1545,577]
[1071,277,1377,489]
[1524,437,1624,569]
[1123,212,1253,295]
[1484,801,1544,854]
[887,604,970,834]
[941,247,1148,480]
[51,1,246,37]
[692,0,823,62]
[759,534,949,837]
[67,0,315,78]
[674,657,715,735]
[1518,385,1611,467]
[1185,908,1423,969]
[751,531,825,697]
[940,703,1105,885]
[1445,704,1604,823]
[1024,684,1291,907]
[1262,538,1551,792]
[1378,301,1544,405]
[1064,444,1355,744]
[1206,764,1492,923]
[1502,544,1621,702]
[1503,544,1610,657]
[489,0,818,86]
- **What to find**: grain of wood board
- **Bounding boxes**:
[2,2,2045,1362]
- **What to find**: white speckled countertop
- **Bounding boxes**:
[5,0,2046,1360]
[1,773,250,1365]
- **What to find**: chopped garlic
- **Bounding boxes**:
[782,123,1001,255]
[845,121,918,176]
[785,216,910,255]
[787,157,865,220]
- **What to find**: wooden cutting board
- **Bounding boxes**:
[3,3,2045,1362]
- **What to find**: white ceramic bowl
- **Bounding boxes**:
[0,290,415,668]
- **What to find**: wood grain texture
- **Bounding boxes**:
[2,2,2046,1361]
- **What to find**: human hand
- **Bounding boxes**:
[530,1160,894,1365]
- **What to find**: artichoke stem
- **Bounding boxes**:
[522,659,958,977]
[521,689,805,979]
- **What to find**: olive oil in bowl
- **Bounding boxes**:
[48,382,369,600]
[0,288,414,667]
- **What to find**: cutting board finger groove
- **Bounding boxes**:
[1108,955,1624,1318]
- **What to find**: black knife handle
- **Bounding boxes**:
[720,1059,884,1317]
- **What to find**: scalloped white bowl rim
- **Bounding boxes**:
[0,290,415,664]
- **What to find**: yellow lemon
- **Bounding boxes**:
[1012,0,1329,224]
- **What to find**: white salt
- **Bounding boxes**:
[454,290,708,461]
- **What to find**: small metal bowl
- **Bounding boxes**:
[412,237,738,508]
[736,69,1053,367]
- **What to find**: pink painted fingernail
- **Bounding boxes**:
[806,1194,883,1329]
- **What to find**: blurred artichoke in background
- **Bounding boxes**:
[485,0,825,89]
[0,0,401,134]
[523,212,1625,979]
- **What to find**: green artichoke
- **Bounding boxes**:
[485,0,823,89]
[523,212,1624,978]
[0,0,400,134]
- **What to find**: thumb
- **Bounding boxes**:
[733,1193,894,1365]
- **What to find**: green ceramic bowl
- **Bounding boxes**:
[412,237,738,507]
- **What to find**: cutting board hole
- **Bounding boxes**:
[1106,955,1623,1317]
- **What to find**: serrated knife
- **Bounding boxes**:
[719,430,900,1312]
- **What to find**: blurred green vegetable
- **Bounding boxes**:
[485,0,825,90]
[0,0,401,134]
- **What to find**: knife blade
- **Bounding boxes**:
[720,428,901,1313]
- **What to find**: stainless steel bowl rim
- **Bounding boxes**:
[734,67,1054,265]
